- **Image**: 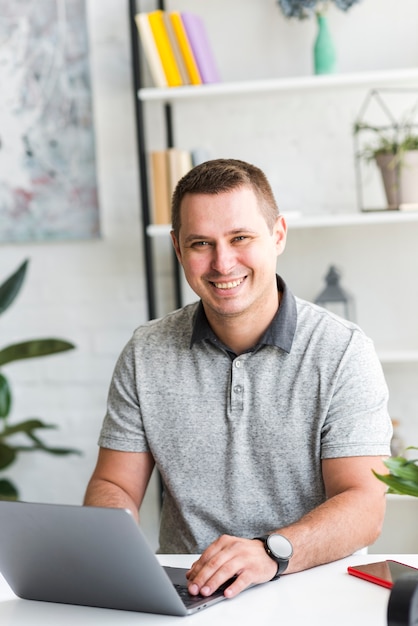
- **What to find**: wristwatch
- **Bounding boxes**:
[254,533,293,581]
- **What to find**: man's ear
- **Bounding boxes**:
[274,215,287,257]
[170,230,182,265]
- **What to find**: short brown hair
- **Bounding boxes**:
[171,159,279,239]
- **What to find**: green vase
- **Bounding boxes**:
[313,13,336,75]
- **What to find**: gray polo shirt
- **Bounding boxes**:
[99,277,392,553]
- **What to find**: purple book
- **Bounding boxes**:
[181,12,221,84]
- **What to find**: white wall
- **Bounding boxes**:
[1,0,146,503]
[369,496,418,553]
[1,0,417,548]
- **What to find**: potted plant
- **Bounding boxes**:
[0,259,80,500]
[354,94,418,210]
[374,449,418,498]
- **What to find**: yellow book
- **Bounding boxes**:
[163,12,190,85]
[147,10,182,88]
[169,12,202,86]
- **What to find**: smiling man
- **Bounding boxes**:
[84,159,392,600]
[171,182,286,354]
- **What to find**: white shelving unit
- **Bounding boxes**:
[130,0,418,447]
[129,10,418,553]
[139,67,418,103]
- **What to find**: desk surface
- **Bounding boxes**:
[0,553,417,625]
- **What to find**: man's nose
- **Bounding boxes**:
[211,243,236,275]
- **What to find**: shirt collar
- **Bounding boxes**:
[190,275,297,354]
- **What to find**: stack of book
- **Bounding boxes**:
[149,148,193,225]
[149,147,212,225]
[135,10,221,88]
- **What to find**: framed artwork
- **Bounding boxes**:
[0,0,100,242]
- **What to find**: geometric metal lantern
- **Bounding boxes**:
[314,265,355,321]
[353,88,418,212]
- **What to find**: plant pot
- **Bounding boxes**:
[375,150,418,210]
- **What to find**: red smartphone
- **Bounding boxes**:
[347,560,418,589]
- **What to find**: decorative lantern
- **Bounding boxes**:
[314,265,355,321]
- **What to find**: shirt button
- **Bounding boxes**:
[235,360,241,368]
[234,385,242,394]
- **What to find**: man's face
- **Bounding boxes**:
[171,185,287,321]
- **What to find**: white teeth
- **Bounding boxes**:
[213,279,243,289]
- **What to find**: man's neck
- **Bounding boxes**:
[204,292,281,355]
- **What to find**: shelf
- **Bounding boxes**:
[138,67,418,103]
[146,209,418,237]
[287,210,418,229]
[378,351,418,365]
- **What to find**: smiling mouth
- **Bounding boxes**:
[212,278,245,290]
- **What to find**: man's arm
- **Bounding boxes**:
[277,455,387,572]
[83,448,155,522]
[186,455,388,599]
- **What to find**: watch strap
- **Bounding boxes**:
[254,535,290,580]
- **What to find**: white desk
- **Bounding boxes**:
[0,554,417,625]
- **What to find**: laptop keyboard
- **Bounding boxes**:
[174,577,236,608]
[174,584,213,607]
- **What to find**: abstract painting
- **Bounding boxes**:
[0,0,100,242]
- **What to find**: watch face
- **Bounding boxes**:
[267,534,293,559]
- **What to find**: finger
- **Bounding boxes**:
[222,571,252,599]
[195,559,254,599]
[187,538,237,595]
[189,564,240,597]
[188,551,247,596]
[187,535,231,582]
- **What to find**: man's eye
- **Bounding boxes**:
[233,236,247,242]
[192,241,209,247]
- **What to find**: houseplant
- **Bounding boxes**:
[276,0,362,74]
[374,449,418,498]
[354,113,418,209]
[0,259,79,500]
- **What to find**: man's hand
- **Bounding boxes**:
[186,534,278,599]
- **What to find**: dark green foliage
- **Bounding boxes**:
[0,260,80,500]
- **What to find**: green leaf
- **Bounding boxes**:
[0,443,17,470]
[23,428,81,456]
[0,420,81,457]
[35,446,82,456]
[12,444,81,456]
[0,338,75,367]
[0,373,11,419]
[0,260,28,316]
[373,470,418,498]
[0,418,81,458]
[383,458,418,483]
[0,418,56,437]
[0,479,18,501]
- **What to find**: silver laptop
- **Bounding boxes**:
[0,500,237,616]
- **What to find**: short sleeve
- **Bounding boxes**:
[320,329,392,458]
[98,337,150,452]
